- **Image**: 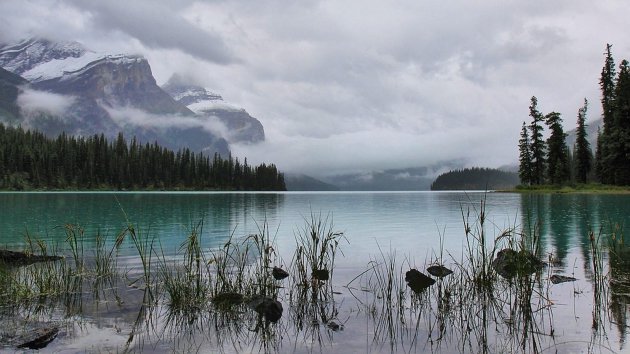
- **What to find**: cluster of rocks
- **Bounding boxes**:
[405,264,453,293]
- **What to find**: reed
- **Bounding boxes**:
[291,212,346,297]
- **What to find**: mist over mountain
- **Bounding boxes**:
[162,75,265,144]
[0,66,26,122]
[321,162,464,191]
[0,38,267,155]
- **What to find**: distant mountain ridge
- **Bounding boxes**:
[0,38,265,155]
[321,162,464,191]
[162,75,265,144]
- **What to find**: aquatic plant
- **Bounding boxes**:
[291,212,346,296]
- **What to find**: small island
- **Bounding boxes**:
[430,167,519,191]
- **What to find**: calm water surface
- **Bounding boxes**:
[1,192,627,266]
[0,191,629,353]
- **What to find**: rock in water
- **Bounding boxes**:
[312,269,329,281]
[272,266,289,280]
[0,249,62,266]
[249,296,283,323]
[426,265,453,278]
[550,274,577,284]
[405,269,435,293]
[212,292,244,307]
[492,248,544,278]
[16,326,59,350]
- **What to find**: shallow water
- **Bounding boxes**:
[0,191,629,353]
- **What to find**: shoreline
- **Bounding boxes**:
[498,184,630,194]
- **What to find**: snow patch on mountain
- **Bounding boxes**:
[188,100,244,113]
[0,38,87,75]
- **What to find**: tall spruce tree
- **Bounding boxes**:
[601,44,617,132]
[545,111,570,185]
[612,59,630,184]
[598,44,617,184]
[574,99,592,183]
[595,127,603,181]
[528,96,546,185]
[518,121,533,185]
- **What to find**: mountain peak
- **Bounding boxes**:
[162,75,223,107]
[0,38,88,76]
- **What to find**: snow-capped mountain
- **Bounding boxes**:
[162,76,265,144]
[0,38,273,155]
[0,38,87,77]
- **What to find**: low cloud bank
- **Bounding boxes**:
[104,105,230,138]
[231,123,516,178]
[17,88,76,117]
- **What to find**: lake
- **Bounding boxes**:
[0,191,629,353]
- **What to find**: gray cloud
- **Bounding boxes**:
[2,0,630,177]
[67,0,235,64]
[104,105,231,138]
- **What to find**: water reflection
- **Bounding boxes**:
[1,192,630,353]
[0,192,285,253]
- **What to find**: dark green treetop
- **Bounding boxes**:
[545,111,570,184]
[528,96,546,185]
[518,121,532,185]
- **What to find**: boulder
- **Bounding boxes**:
[212,292,244,307]
[16,326,59,350]
[426,265,453,278]
[272,266,289,280]
[550,274,577,284]
[248,296,283,323]
[0,249,62,267]
[405,269,435,293]
[492,248,543,278]
[312,269,329,281]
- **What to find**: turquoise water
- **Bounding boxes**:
[1,191,628,264]
[1,191,629,353]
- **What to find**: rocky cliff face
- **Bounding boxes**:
[162,77,265,144]
[0,38,231,155]
[0,67,27,122]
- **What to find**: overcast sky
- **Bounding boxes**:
[2,0,629,177]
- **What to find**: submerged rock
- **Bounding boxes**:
[550,274,577,284]
[426,265,453,278]
[492,249,544,278]
[272,266,289,280]
[312,269,329,281]
[405,269,435,293]
[326,321,342,331]
[0,249,62,267]
[212,292,244,307]
[16,326,59,350]
[248,296,283,323]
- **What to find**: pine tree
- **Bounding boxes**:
[518,122,533,185]
[528,96,546,185]
[545,111,570,185]
[595,127,603,181]
[574,99,592,183]
[612,59,630,184]
[598,44,617,184]
[601,44,617,132]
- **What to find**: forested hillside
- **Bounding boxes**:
[430,167,519,190]
[0,123,285,191]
